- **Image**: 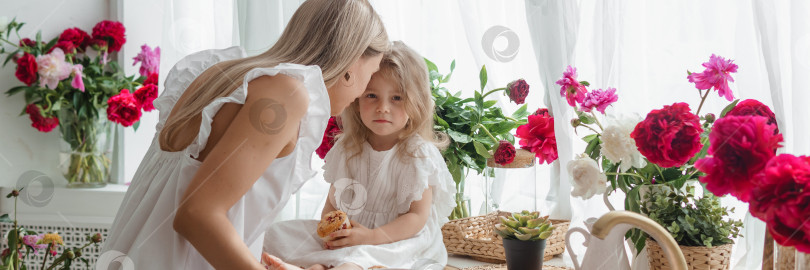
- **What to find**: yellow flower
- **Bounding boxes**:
[40,233,64,246]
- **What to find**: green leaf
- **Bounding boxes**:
[489,122,516,135]
[580,81,590,86]
[3,49,19,66]
[483,100,497,108]
[473,141,492,158]
[719,99,740,118]
[5,86,27,96]
[511,104,529,119]
[584,135,600,156]
[0,214,12,223]
[447,130,473,143]
[450,59,456,72]
[582,134,598,143]
[434,115,449,128]
[479,65,488,91]
[133,120,140,131]
[424,58,438,74]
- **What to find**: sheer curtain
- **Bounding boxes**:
[525,0,809,269]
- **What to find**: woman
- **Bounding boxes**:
[98,0,389,269]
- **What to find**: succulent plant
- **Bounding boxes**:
[494,210,554,241]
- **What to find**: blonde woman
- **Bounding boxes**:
[98,1,389,269]
[262,41,456,270]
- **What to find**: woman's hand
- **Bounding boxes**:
[324,220,378,249]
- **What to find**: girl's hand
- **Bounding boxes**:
[324,220,378,249]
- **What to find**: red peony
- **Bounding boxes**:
[695,115,783,202]
[107,89,141,127]
[134,84,158,112]
[506,79,530,104]
[494,140,516,165]
[748,154,810,253]
[18,38,39,48]
[725,99,779,134]
[516,113,558,164]
[631,102,703,168]
[91,20,126,52]
[50,41,77,54]
[25,104,59,132]
[316,117,342,159]
[58,28,91,52]
[144,72,159,86]
[533,108,550,117]
[15,53,38,86]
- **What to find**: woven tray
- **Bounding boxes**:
[460,263,572,270]
[442,211,569,263]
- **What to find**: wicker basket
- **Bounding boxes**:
[646,239,733,270]
[442,211,569,263]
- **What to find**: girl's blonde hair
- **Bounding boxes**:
[339,41,448,160]
[160,0,389,151]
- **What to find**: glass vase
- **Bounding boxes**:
[482,149,537,214]
[58,109,113,188]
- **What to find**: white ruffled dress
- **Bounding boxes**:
[99,46,331,270]
[263,135,457,269]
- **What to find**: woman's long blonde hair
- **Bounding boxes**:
[339,41,448,160]
[160,0,389,151]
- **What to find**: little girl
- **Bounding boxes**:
[262,41,456,270]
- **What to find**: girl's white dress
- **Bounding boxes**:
[263,136,457,269]
[98,46,332,270]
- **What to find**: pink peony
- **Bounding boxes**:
[132,44,160,77]
[516,113,558,164]
[107,89,141,127]
[506,79,529,104]
[91,20,126,52]
[58,27,91,52]
[748,154,810,252]
[71,64,84,92]
[134,84,158,112]
[580,87,618,114]
[36,48,72,89]
[725,99,779,134]
[631,102,703,168]
[695,115,783,202]
[687,54,738,101]
[15,52,38,86]
[555,65,588,107]
[533,108,550,117]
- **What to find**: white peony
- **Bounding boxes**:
[568,154,607,199]
[601,113,647,172]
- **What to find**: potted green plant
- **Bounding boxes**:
[641,186,742,269]
[494,210,554,270]
[425,58,531,219]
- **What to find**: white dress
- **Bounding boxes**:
[263,136,457,269]
[98,46,332,270]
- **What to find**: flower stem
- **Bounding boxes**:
[590,111,604,131]
[482,87,506,99]
[695,89,710,116]
[0,37,17,47]
[40,244,50,270]
[605,172,645,180]
[655,164,666,182]
[476,124,499,144]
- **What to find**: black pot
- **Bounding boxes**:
[502,238,546,270]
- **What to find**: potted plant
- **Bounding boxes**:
[494,210,555,270]
[425,58,535,219]
[640,186,742,269]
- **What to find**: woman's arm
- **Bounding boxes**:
[327,187,432,247]
[172,74,309,270]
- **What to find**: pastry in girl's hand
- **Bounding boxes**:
[317,210,352,241]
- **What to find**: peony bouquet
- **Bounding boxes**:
[0,18,160,187]
[560,55,788,250]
